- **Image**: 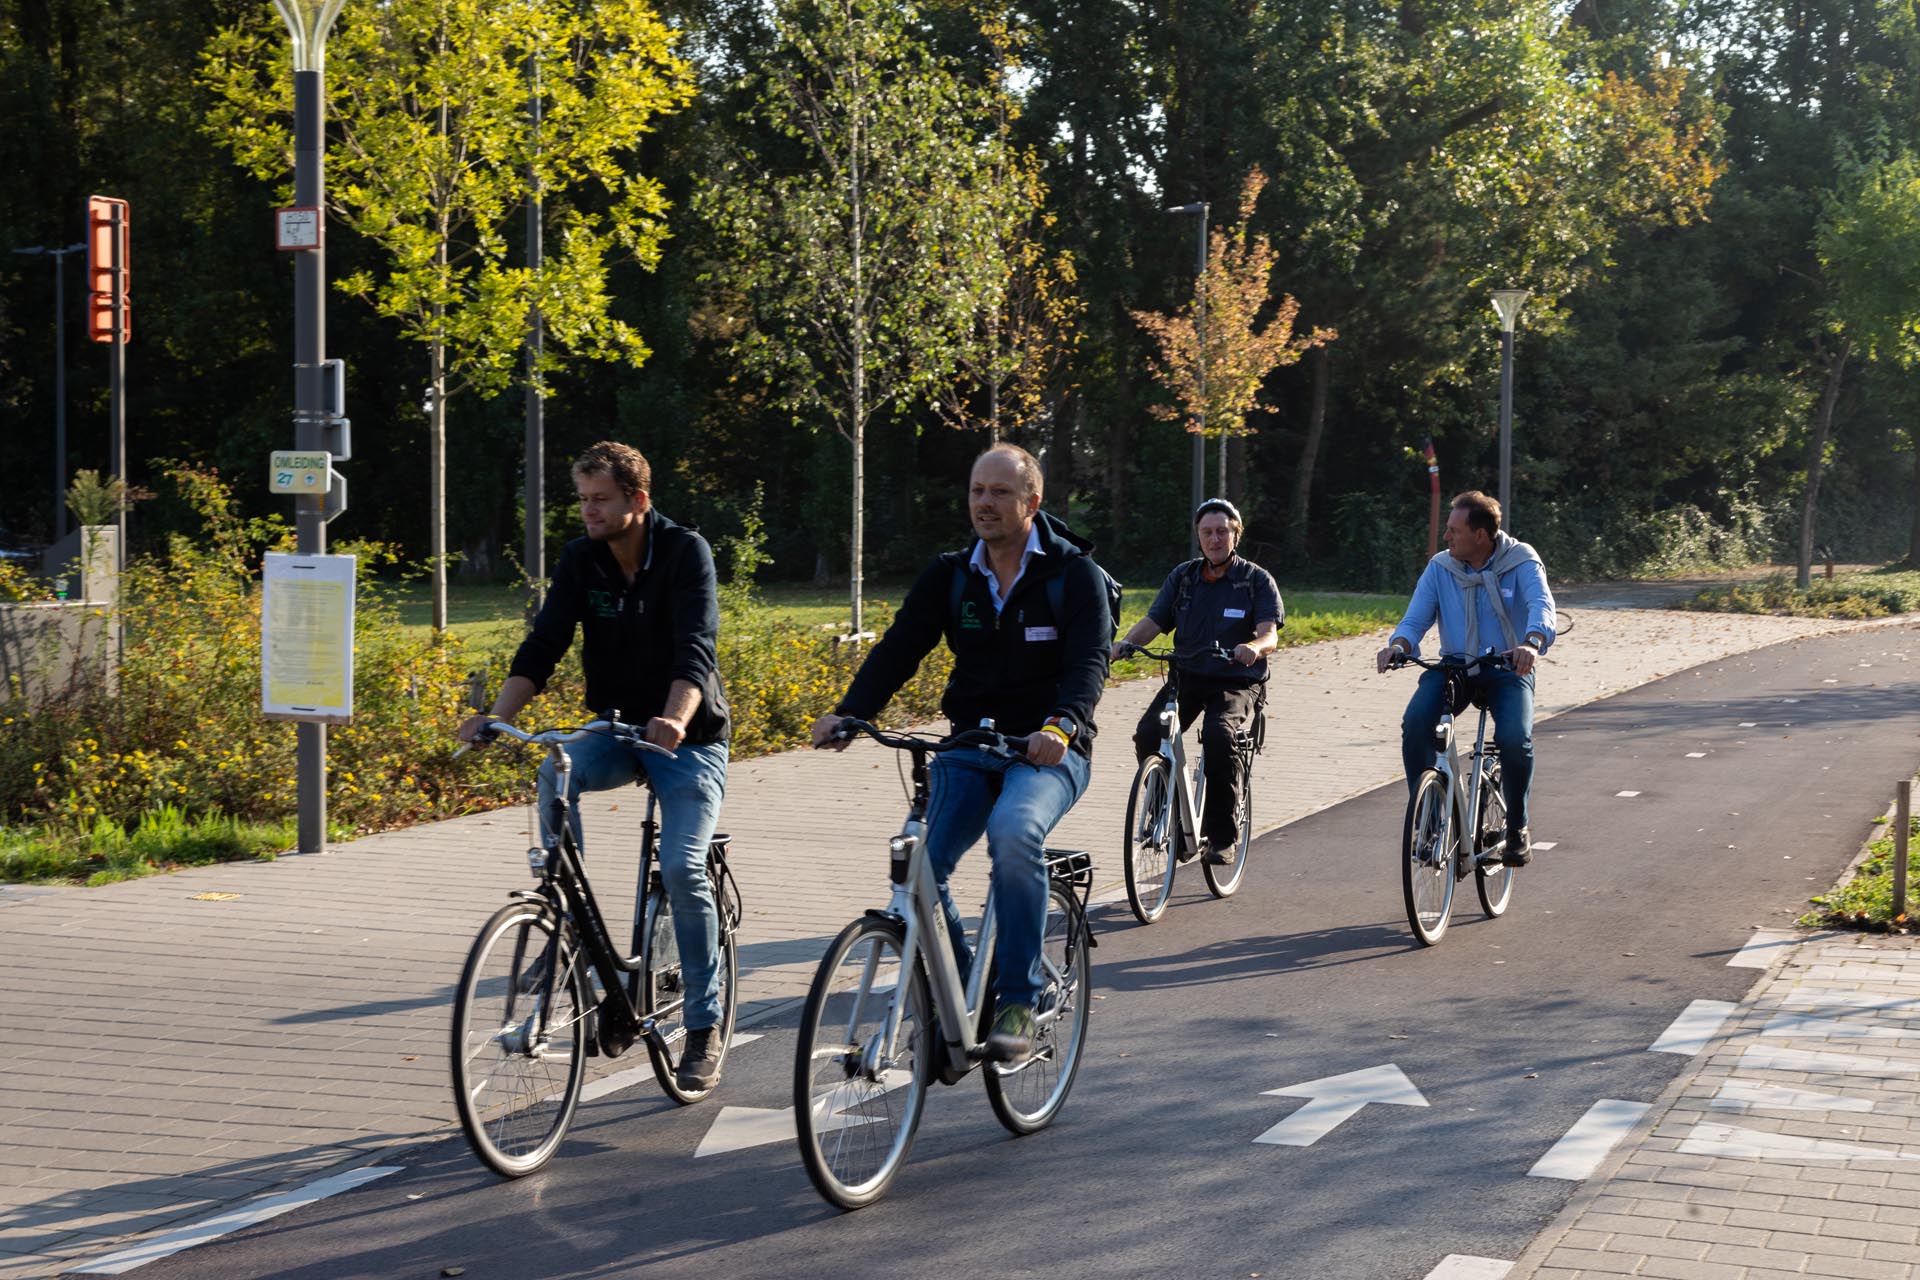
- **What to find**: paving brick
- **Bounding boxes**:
[1637,1256,1751,1280]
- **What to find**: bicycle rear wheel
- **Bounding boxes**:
[794,915,931,1210]
[1203,750,1254,898]
[1123,755,1176,924]
[639,882,739,1105]
[985,881,1093,1135]
[452,901,591,1176]
[1401,770,1456,947]
[1475,760,1515,918]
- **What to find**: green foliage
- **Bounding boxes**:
[1682,566,1920,619]
[1805,815,1920,930]
[66,470,136,527]
[0,806,333,886]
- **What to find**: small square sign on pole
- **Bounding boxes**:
[270,450,332,494]
[262,552,356,724]
[276,206,323,251]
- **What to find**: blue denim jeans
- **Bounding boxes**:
[922,746,1091,1010]
[1400,667,1535,831]
[537,735,730,1030]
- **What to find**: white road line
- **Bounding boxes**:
[1677,1121,1920,1163]
[1649,1000,1737,1055]
[1738,721,1757,727]
[1708,1079,1874,1113]
[1685,752,1707,758]
[1527,1099,1650,1181]
[580,1064,658,1102]
[70,1166,402,1274]
[1424,1257,1514,1279]
[1531,841,1559,851]
[1740,1044,1920,1078]
[1727,930,1799,968]
[1615,791,1641,797]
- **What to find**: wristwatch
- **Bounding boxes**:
[1041,715,1077,745]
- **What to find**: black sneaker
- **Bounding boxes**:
[1502,827,1532,867]
[1202,839,1237,865]
[983,1004,1036,1064]
[676,1027,723,1092]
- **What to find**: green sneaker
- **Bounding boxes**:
[984,1003,1036,1063]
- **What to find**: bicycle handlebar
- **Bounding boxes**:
[1114,640,1235,664]
[1386,651,1515,674]
[454,716,677,759]
[826,718,1032,758]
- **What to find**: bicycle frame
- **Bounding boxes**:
[1148,684,1207,862]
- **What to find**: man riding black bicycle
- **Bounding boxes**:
[457,441,733,1093]
[1375,490,1555,867]
[810,444,1111,1066]
[1112,498,1282,864]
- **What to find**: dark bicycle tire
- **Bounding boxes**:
[1475,760,1515,918]
[1203,749,1254,898]
[985,881,1093,1134]
[1401,770,1456,946]
[452,901,592,1177]
[1123,755,1177,924]
[794,915,931,1210]
[640,878,739,1105]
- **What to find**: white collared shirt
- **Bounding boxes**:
[969,522,1046,615]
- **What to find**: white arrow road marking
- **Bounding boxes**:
[1677,1122,1920,1163]
[1423,1258,1514,1280]
[1708,1080,1874,1113]
[1763,1011,1920,1042]
[1727,930,1798,968]
[1741,1044,1920,1078]
[1254,1064,1429,1146]
[71,1166,402,1274]
[565,1032,766,1104]
[1528,1099,1650,1180]
[1649,1000,1737,1055]
[695,1069,912,1158]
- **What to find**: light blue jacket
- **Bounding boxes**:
[1390,545,1556,659]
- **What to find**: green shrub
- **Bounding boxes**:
[1804,814,1920,930]
[1681,566,1920,619]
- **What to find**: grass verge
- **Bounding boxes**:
[1680,565,1920,619]
[1,804,352,886]
[1802,813,1919,933]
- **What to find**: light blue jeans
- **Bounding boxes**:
[537,736,730,1030]
[922,746,1091,1010]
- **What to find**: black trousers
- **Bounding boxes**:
[1132,676,1262,850]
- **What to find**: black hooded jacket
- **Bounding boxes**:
[835,511,1110,757]
[508,508,731,744]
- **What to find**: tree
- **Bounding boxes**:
[200,0,693,628]
[699,0,1012,637]
[1131,168,1334,498]
[1817,150,1920,571]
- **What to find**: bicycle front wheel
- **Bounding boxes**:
[1401,770,1456,946]
[640,885,739,1105]
[1475,760,1515,918]
[451,901,592,1177]
[1203,751,1254,898]
[794,915,931,1210]
[986,881,1094,1135]
[1123,755,1177,924]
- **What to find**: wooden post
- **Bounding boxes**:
[1896,778,1911,924]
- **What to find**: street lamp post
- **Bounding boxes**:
[11,242,86,541]
[1166,201,1209,557]
[524,40,545,620]
[1490,288,1530,526]
[273,0,347,856]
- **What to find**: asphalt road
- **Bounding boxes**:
[115,625,1920,1280]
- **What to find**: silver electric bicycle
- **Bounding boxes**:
[794,720,1095,1210]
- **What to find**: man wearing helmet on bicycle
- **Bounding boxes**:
[1112,498,1283,863]
[810,444,1111,1066]
[1375,490,1555,866]
[456,441,733,1093]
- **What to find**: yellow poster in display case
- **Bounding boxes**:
[261,552,356,723]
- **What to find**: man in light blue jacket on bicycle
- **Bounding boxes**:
[1375,490,1555,866]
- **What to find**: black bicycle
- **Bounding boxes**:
[450,715,742,1176]
[1117,643,1266,923]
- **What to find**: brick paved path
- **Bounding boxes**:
[0,607,1882,1277]
[1510,934,1920,1280]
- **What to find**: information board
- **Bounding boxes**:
[261,553,355,724]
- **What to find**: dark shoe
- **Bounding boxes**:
[1203,837,1237,865]
[1502,827,1532,867]
[676,1026,723,1092]
[983,1004,1036,1064]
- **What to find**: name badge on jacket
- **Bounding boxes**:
[1223,607,1246,619]
[1025,625,1059,641]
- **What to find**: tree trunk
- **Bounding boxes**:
[1049,392,1076,511]
[1910,443,1920,567]
[1106,407,1130,550]
[1225,434,1246,509]
[1797,339,1850,590]
[430,333,448,633]
[1285,344,1331,561]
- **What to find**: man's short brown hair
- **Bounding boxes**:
[975,443,1044,500]
[573,441,651,497]
[1451,490,1502,536]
